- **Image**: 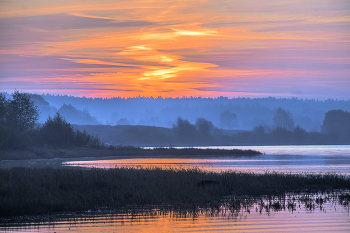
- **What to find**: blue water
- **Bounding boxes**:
[6,145,350,232]
[64,145,350,175]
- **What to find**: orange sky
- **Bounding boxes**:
[0,0,349,99]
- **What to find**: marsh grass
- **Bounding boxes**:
[0,167,349,217]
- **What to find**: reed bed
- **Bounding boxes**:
[0,167,349,217]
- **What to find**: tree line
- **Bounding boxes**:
[172,107,350,145]
[1,91,349,149]
[0,91,102,150]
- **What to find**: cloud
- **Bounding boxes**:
[0,54,138,78]
[132,28,218,40]
[201,20,303,28]
[253,22,350,32]
[1,0,350,99]
[0,13,155,31]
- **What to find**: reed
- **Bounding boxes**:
[0,167,349,217]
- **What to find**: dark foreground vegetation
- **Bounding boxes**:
[1,167,349,217]
[0,91,103,151]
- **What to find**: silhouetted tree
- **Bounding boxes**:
[38,112,102,148]
[0,93,7,125]
[273,108,295,131]
[40,112,75,148]
[293,125,308,141]
[7,91,39,132]
[220,110,238,129]
[195,118,214,136]
[0,91,38,149]
[75,128,102,148]
[322,110,350,138]
[272,127,292,142]
[0,94,12,149]
[173,117,196,141]
[0,92,104,150]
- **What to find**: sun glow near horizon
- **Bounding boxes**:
[0,0,349,99]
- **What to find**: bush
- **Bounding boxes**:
[75,129,102,148]
[39,112,75,148]
[38,112,102,148]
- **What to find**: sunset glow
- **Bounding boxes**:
[0,0,349,99]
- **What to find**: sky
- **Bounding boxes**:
[0,0,349,99]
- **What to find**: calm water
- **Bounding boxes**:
[2,193,350,232]
[4,145,350,232]
[64,145,350,175]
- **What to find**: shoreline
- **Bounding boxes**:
[0,147,262,169]
[0,153,259,169]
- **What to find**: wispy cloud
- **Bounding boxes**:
[253,22,350,32]
[0,13,155,30]
[0,0,349,99]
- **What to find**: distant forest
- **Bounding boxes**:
[1,92,350,148]
[3,93,348,132]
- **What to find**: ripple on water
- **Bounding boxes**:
[1,192,350,232]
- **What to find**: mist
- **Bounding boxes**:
[32,94,349,132]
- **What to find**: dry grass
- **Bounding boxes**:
[0,167,349,217]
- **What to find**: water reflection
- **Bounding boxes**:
[2,192,349,232]
[63,145,350,175]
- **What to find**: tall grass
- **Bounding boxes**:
[0,167,349,217]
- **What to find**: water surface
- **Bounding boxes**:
[2,193,349,232]
[5,146,350,232]
[64,145,350,175]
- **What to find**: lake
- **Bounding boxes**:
[2,192,350,232]
[3,145,350,232]
[63,145,350,176]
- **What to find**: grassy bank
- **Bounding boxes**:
[0,167,349,217]
[0,147,261,160]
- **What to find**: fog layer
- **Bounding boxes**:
[31,94,350,132]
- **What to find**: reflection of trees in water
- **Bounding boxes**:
[212,192,350,218]
[198,192,350,219]
[2,192,349,230]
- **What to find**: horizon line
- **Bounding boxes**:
[1,90,350,102]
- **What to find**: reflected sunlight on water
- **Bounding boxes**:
[2,193,350,232]
[63,146,350,175]
[7,146,349,232]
